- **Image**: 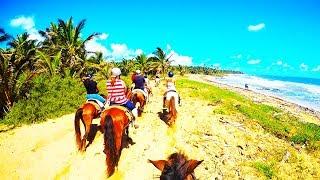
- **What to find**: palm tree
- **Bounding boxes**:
[0,28,12,43]
[39,17,100,77]
[150,47,173,78]
[95,61,114,81]
[0,33,37,117]
[135,53,151,73]
[88,51,104,64]
[35,51,61,77]
[118,58,135,76]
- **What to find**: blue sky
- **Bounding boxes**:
[1,0,320,78]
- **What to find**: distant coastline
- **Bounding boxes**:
[206,74,320,113]
[189,74,320,119]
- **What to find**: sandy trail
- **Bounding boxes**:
[1,76,320,179]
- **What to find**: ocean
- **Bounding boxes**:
[209,74,320,112]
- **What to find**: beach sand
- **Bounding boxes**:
[0,75,319,179]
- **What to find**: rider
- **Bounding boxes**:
[82,73,106,109]
[106,68,138,120]
[132,70,145,90]
[132,70,149,101]
[163,71,181,108]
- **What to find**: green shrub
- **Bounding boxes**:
[1,75,85,126]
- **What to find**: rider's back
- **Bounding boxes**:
[106,79,128,104]
[83,79,98,94]
[166,77,176,91]
[133,75,145,90]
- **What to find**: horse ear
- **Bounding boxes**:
[183,159,203,175]
[148,159,167,171]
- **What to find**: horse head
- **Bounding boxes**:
[149,153,203,180]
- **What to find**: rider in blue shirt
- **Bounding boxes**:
[133,70,145,90]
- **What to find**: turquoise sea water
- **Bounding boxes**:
[210,74,320,112]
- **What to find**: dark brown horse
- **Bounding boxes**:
[129,89,147,117]
[163,96,177,126]
[149,153,203,180]
[100,106,133,177]
[74,101,101,151]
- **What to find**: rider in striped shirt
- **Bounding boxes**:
[106,68,138,119]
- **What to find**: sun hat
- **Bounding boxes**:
[111,68,121,77]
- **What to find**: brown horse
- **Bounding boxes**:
[74,101,101,151]
[100,106,133,177]
[149,152,203,180]
[163,95,177,126]
[129,89,147,117]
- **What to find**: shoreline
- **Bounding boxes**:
[188,74,320,123]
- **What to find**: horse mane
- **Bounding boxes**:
[168,153,188,168]
[163,153,189,179]
[103,114,117,177]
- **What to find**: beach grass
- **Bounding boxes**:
[177,78,320,151]
[253,162,274,179]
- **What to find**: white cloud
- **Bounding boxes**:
[271,59,293,70]
[85,39,109,56]
[167,50,192,66]
[85,33,143,60]
[248,23,265,32]
[300,63,308,71]
[111,44,128,56]
[312,65,320,72]
[98,33,109,40]
[10,16,44,41]
[247,59,261,65]
[10,16,34,30]
[85,33,110,56]
[135,49,143,55]
[99,43,142,60]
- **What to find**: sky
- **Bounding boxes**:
[1,0,320,78]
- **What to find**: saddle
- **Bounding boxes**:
[86,99,104,111]
[104,105,135,123]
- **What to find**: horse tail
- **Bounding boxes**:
[74,108,83,150]
[169,96,177,123]
[103,114,117,177]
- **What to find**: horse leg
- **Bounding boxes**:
[100,114,106,134]
[163,96,166,108]
[125,126,129,136]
